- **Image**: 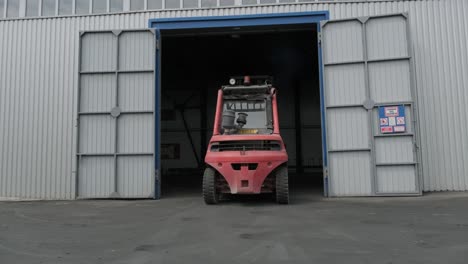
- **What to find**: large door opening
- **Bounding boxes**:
[158,24,324,197]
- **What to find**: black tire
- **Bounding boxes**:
[275,165,289,204]
[203,167,218,204]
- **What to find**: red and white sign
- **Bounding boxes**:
[381,127,393,133]
[380,118,388,125]
[384,106,399,117]
[397,117,405,125]
[393,126,406,132]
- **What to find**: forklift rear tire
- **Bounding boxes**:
[275,166,289,204]
[203,167,218,205]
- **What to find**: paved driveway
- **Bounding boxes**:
[1,191,467,264]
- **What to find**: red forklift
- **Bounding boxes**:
[203,76,289,204]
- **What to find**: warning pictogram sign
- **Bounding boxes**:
[379,105,406,134]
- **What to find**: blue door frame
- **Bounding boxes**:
[149,11,330,198]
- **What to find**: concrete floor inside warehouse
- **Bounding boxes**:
[1,191,468,264]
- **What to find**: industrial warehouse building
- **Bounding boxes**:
[0,0,467,200]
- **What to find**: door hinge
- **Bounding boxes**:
[156,40,160,50]
[317,32,322,44]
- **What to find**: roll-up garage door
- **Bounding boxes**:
[77,30,156,198]
[321,14,422,196]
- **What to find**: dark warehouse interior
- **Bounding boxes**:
[159,24,324,198]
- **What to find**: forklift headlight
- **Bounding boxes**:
[229,78,236,85]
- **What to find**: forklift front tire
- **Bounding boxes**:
[275,166,289,204]
[203,167,219,205]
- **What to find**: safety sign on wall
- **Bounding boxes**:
[379,105,406,134]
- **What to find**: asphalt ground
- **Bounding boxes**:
[1,186,468,264]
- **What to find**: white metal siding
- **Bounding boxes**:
[80,74,116,112]
[117,114,153,153]
[325,64,366,106]
[329,152,372,196]
[377,165,417,193]
[375,137,414,164]
[81,32,117,71]
[327,108,370,150]
[368,60,412,103]
[322,19,363,63]
[366,15,408,60]
[79,115,116,153]
[117,156,154,197]
[118,73,154,111]
[78,157,115,198]
[0,0,467,199]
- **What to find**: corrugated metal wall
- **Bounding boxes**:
[0,0,467,199]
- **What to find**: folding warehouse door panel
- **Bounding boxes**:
[321,14,421,196]
[77,30,157,199]
[366,15,420,195]
[322,18,372,196]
